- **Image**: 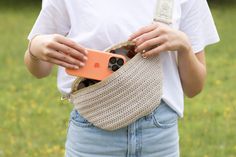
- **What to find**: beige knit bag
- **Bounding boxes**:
[68,0,174,131]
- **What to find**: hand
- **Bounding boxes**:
[29,34,88,69]
[128,22,191,58]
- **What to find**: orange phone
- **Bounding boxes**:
[66,48,127,81]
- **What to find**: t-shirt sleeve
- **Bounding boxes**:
[179,0,220,53]
[28,0,70,40]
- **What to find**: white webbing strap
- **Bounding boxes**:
[154,0,174,24]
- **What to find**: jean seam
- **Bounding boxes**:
[153,115,177,129]
[70,118,94,128]
[70,110,94,128]
[136,119,142,157]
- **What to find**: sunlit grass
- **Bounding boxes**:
[180,4,236,157]
[0,3,235,157]
[0,6,71,157]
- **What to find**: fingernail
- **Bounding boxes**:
[84,56,88,61]
[74,66,79,69]
[84,50,88,55]
[80,62,85,67]
[142,54,147,59]
[141,50,146,54]
[133,38,138,42]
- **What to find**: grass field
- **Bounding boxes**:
[0,2,236,157]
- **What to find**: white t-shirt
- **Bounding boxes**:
[28,0,219,117]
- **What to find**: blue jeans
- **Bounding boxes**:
[65,100,179,157]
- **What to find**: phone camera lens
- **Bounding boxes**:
[117,58,124,66]
[109,57,117,64]
[112,65,119,71]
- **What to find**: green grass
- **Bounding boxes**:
[180,3,236,157]
[0,6,70,157]
[0,3,236,157]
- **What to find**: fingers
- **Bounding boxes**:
[142,44,167,58]
[49,57,80,69]
[135,36,165,53]
[128,23,175,58]
[42,34,89,68]
[134,29,161,46]
[45,49,85,68]
[48,42,88,63]
[55,35,88,56]
[128,23,158,41]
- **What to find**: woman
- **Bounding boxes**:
[24,0,219,156]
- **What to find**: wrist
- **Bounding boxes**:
[179,43,192,55]
[27,49,40,62]
[28,35,41,61]
[178,32,192,55]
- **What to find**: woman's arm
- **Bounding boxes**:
[129,22,207,98]
[177,50,206,98]
[24,34,88,79]
[24,49,54,79]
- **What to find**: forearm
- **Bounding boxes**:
[177,48,207,98]
[24,49,53,79]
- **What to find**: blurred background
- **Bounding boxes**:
[0,0,235,157]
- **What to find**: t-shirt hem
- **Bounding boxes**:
[193,36,220,53]
[162,97,184,118]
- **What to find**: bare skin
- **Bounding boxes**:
[129,22,207,98]
[24,34,88,78]
[24,23,206,98]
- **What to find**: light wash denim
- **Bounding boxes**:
[65,100,179,157]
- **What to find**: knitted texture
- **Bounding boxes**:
[68,0,174,131]
[69,51,163,131]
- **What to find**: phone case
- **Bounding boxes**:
[66,48,127,81]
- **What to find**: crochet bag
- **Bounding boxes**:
[68,0,174,131]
